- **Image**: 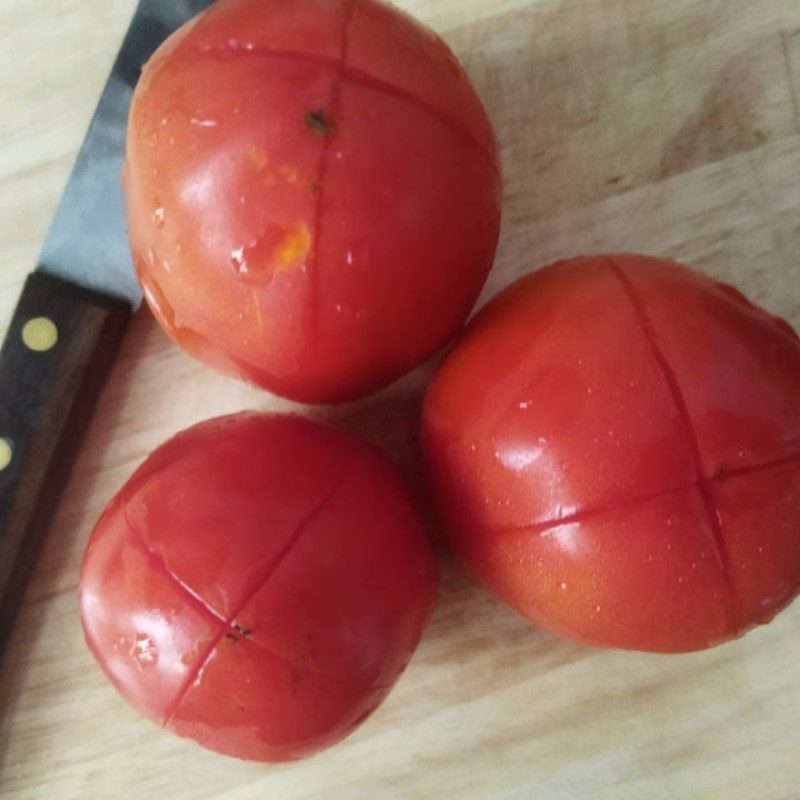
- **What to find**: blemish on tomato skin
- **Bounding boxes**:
[246,147,280,185]
[230,221,311,284]
[279,165,300,184]
[276,223,311,267]
[246,146,268,171]
[231,695,247,711]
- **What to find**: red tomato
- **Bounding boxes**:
[79,414,435,761]
[422,255,800,653]
[125,0,501,404]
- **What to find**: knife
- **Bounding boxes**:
[0,0,215,657]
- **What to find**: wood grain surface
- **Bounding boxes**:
[1,1,799,798]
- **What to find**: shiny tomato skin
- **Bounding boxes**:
[79,414,436,761]
[422,255,800,653]
[125,0,501,404]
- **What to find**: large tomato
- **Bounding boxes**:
[125,0,501,404]
[422,255,800,653]
[79,414,436,761]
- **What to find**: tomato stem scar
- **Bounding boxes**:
[305,109,336,138]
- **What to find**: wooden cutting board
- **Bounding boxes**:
[1,1,799,798]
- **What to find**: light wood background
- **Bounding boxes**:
[1,1,800,798]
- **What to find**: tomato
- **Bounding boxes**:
[124,0,501,404]
[79,414,436,761]
[422,255,800,653]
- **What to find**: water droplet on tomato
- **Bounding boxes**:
[140,273,177,328]
[152,205,165,228]
[131,634,158,668]
[497,441,545,472]
[344,241,371,268]
[190,117,220,128]
[231,246,247,275]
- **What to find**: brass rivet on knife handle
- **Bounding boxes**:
[21,317,59,352]
[0,438,11,472]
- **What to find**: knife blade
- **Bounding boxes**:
[0,0,216,658]
[39,0,217,305]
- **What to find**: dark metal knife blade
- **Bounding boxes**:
[0,0,215,658]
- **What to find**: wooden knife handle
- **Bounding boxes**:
[0,272,131,657]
